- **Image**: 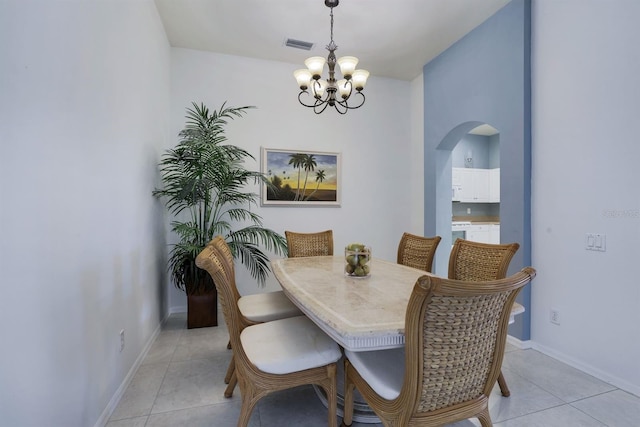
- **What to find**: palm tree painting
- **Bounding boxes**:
[261,148,341,206]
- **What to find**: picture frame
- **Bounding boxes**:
[260,148,341,207]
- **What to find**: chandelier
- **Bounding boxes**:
[293,0,370,115]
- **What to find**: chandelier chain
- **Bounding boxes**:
[330,6,334,46]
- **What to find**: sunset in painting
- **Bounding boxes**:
[263,149,339,203]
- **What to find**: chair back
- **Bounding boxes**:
[203,237,244,305]
[196,237,252,349]
[285,230,334,257]
[403,267,536,416]
[397,233,441,272]
[448,239,519,281]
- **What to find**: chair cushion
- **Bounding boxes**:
[238,290,302,322]
[510,302,525,325]
[241,316,342,375]
[344,347,404,400]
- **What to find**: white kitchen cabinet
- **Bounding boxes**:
[473,169,490,202]
[489,168,500,203]
[489,224,500,244]
[453,168,490,203]
[452,168,462,186]
[452,168,462,201]
[452,223,499,244]
[467,224,490,243]
[457,168,474,201]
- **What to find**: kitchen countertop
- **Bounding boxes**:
[452,216,500,225]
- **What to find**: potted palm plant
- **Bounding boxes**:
[154,102,288,328]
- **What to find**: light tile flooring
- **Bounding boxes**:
[107,313,640,427]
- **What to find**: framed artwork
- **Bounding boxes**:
[261,148,341,207]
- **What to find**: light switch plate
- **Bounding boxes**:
[585,233,606,251]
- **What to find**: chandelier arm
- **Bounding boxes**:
[299,90,339,113]
[299,90,335,115]
[311,79,323,98]
[314,95,327,109]
[332,102,348,114]
[333,98,349,113]
[314,100,332,114]
[334,80,353,102]
[344,91,366,110]
[333,91,365,111]
[298,91,322,108]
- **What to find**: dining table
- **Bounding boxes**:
[271,255,525,423]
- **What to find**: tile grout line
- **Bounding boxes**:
[566,389,627,427]
[143,319,185,426]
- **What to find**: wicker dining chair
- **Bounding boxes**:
[342,267,536,427]
[448,238,520,397]
[209,239,302,398]
[196,237,341,427]
[285,230,334,258]
[396,232,441,272]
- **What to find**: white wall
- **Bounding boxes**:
[169,48,418,305]
[531,0,640,395]
[0,1,171,426]
[410,74,425,234]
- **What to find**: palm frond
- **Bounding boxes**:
[227,242,271,286]
[153,102,286,291]
[225,207,263,225]
[229,226,288,256]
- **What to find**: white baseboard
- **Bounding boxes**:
[169,305,187,314]
[93,314,168,427]
[531,342,640,398]
[506,334,532,349]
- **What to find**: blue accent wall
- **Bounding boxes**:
[452,134,494,168]
[423,0,532,339]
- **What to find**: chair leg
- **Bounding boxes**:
[237,390,259,427]
[224,357,235,384]
[224,371,237,398]
[477,407,493,427]
[341,360,355,427]
[497,370,510,397]
[326,364,338,427]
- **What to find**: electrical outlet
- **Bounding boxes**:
[550,309,560,325]
[467,208,471,214]
[120,329,125,352]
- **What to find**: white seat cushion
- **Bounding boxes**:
[509,302,524,325]
[238,290,302,322]
[344,347,405,400]
[241,316,341,375]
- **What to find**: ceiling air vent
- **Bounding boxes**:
[285,38,313,51]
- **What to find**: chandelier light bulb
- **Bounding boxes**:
[304,56,326,79]
[352,69,370,91]
[337,79,351,99]
[294,69,312,90]
[337,56,358,78]
[312,79,328,99]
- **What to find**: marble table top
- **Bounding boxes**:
[272,256,430,351]
[272,256,525,352]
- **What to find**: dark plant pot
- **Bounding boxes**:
[187,292,218,329]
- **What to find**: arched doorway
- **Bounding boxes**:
[432,121,500,274]
[451,123,501,245]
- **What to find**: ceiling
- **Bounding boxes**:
[154,0,511,81]
[469,124,499,136]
